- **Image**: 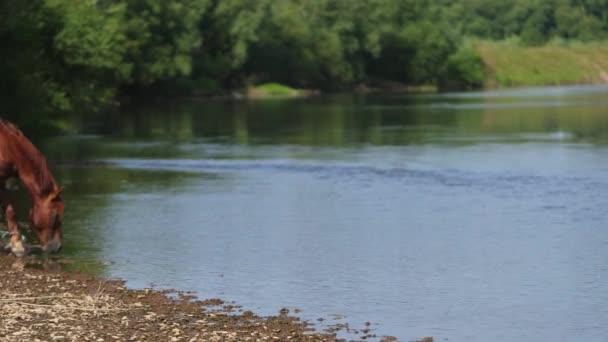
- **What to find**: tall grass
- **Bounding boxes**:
[478,40,608,87]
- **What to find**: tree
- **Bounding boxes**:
[192,0,269,88]
[520,2,554,45]
[0,0,129,124]
[124,0,208,86]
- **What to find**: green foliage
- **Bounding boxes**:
[0,0,130,123]
[401,22,459,84]
[124,0,208,85]
[459,0,608,44]
[4,0,608,123]
[191,0,270,88]
[244,0,352,88]
[45,0,131,110]
[49,0,129,76]
[519,2,554,46]
[441,46,486,89]
[250,83,300,97]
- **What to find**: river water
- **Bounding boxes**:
[32,85,608,341]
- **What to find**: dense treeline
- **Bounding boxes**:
[455,0,608,44]
[2,0,608,121]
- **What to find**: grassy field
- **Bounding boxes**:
[478,41,608,88]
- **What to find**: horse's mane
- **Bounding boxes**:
[0,120,57,197]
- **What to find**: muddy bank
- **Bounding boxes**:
[0,256,415,342]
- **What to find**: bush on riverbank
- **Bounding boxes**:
[440,46,486,90]
[248,83,302,97]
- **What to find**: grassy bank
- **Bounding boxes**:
[478,41,608,88]
[246,82,319,98]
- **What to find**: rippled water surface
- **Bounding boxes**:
[35,85,608,341]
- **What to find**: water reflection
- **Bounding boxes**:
[39,86,608,155]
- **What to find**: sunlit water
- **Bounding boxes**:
[30,85,608,341]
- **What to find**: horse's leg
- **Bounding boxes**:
[5,204,25,256]
[0,162,24,256]
[0,191,26,257]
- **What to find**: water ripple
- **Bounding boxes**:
[95,158,604,197]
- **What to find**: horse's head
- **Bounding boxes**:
[30,186,64,253]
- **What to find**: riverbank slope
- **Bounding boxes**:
[479,41,608,88]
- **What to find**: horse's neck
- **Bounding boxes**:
[25,171,54,200]
[15,158,56,199]
[0,127,56,197]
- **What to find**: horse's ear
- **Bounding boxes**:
[50,186,64,201]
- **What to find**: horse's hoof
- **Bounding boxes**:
[12,250,25,257]
[10,241,26,257]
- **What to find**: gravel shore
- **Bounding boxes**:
[0,256,409,342]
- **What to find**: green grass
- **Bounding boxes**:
[478,40,608,87]
[248,82,301,97]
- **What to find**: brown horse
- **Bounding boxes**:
[0,120,64,256]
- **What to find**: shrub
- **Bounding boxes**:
[250,83,300,96]
[440,47,485,90]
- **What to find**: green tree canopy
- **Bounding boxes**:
[3,0,608,123]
